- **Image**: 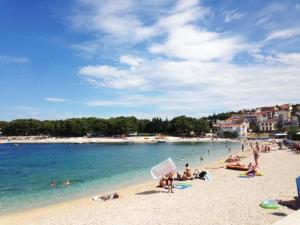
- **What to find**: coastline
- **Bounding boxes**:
[1,136,239,144]
[1,141,299,225]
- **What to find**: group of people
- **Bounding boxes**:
[225,155,240,163]
[50,179,71,188]
[158,163,204,193]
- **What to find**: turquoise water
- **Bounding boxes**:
[0,142,240,214]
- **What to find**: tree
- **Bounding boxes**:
[287,127,300,140]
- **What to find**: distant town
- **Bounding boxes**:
[213,103,300,139]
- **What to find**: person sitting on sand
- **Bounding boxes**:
[166,171,174,193]
[246,163,257,176]
[157,176,167,188]
[177,163,193,181]
[100,193,119,201]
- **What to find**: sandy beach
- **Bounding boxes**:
[1,136,238,144]
[0,143,299,225]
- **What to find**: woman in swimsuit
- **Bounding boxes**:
[254,150,259,166]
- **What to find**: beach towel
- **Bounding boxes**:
[174,183,192,190]
[296,177,300,206]
[150,158,176,179]
[204,171,212,181]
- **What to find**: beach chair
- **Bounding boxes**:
[151,158,176,179]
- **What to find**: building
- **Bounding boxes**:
[280,103,292,112]
[244,111,257,123]
[220,121,249,137]
[258,119,277,132]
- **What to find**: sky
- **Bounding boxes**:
[1,0,300,121]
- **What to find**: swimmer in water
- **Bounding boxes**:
[50,181,56,188]
[200,157,204,161]
[63,179,71,186]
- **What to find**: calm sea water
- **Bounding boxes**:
[0,141,240,214]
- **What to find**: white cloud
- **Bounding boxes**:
[119,55,143,67]
[265,27,300,41]
[45,97,68,102]
[80,56,300,115]
[224,10,244,23]
[73,0,300,116]
[0,55,29,64]
[251,50,300,66]
[149,25,244,61]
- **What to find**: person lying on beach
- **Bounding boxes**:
[225,155,240,163]
[92,193,120,201]
[100,193,119,201]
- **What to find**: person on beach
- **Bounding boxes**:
[100,193,119,201]
[242,144,244,152]
[166,171,174,193]
[225,155,240,163]
[158,176,167,188]
[177,163,193,181]
[246,163,258,176]
[253,149,259,166]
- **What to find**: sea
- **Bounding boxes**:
[0,141,240,214]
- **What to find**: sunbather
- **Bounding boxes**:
[100,193,119,201]
[177,164,193,181]
[157,176,167,188]
[225,155,240,163]
[246,163,258,176]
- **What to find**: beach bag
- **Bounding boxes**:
[151,158,176,179]
[198,171,207,180]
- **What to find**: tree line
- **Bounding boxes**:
[0,116,213,137]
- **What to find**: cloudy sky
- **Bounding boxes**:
[1,0,300,120]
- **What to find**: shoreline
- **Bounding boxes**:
[1,141,298,225]
[0,142,243,217]
[0,141,242,216]
[0,136,239,144]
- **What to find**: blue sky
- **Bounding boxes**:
[1,0,300,121]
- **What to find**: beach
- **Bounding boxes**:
[0,143,299,225]
[1,136,237,144]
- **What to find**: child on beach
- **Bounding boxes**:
[166,171,174,193]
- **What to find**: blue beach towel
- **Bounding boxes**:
[174,183,192,189]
